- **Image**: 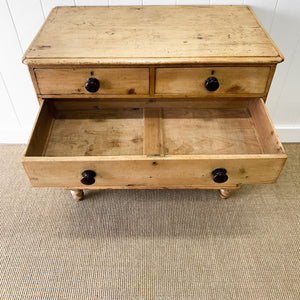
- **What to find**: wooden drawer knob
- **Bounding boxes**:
[205,77,219,91]
[212,168,228,183]
[85,77,100,93]
[80,170,96,185]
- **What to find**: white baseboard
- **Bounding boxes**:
[275,126,300,143]
[1,126,299,144]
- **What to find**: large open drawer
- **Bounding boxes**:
[23,98,286,189]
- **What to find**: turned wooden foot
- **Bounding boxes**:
[219,188,233,199]
[70,189,84,201]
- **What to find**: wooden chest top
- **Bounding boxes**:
[23,5,283,66]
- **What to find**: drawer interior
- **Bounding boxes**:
[25,98,285,157]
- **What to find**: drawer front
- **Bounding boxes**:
[155,67,271,96]
[23,156,286,188]
[35,68,149,95]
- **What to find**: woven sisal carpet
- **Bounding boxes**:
[0,144,299,299]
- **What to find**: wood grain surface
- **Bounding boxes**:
[23,6,283,65]
[35,68,149,95]
[155,67,271,96]
[23,98,286,188]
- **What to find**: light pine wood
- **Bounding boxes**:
[155,67,271,96]
[143,108,163,155]
[248,98,285,154]
[70,189,83,201]
[35,68,149,95]
[247,6,284,62]
[263,65,277,101]
[45,106,144,157]
[163,107,263,155]
[37,97,43,106]
[149,67,155,96]
[31,94,260,100]
[21,5,286,198]
[28,66,41,96]
[219,189,234,199]
[64,185,241,191]
[25,99,285,158]
[23,6,283,66]
[22,99,287,189]
[22,155,286,188]
[24,101,54,156]
[52,98,252,110]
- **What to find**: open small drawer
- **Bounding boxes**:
[23,98,286,190]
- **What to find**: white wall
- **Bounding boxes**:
[0,0,299,143]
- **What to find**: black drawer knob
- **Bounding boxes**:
[212,168,228,183]
[205,77,219,91]
[80,170,96,185]
[85,77,100,93]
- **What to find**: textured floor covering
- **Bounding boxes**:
[0,144,299,299]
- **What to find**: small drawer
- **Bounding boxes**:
[23,98,286,189]
[35,68,149,95]
[155,67,271,96]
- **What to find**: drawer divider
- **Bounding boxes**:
[143,108,164,156]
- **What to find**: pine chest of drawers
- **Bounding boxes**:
[22,5,286,200]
